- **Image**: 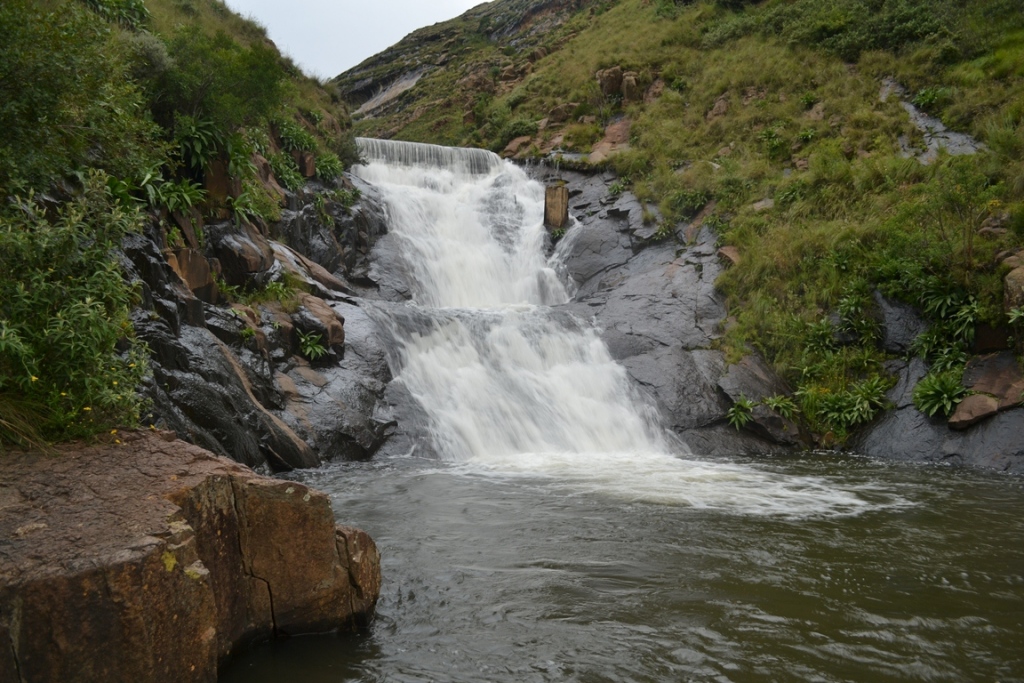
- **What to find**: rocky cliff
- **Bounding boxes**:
[0,430,381,682]
[127,175,401,472]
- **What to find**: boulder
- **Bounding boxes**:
[548,102,578,124]
[168,248,219,304]
[204,158,242,205]
[1006,266,1024,311]
[294,292,346,350]
[503,135,533,157]
[644,79,665,104]
[208,223,275,287]
[596,66,623,98]
[253,153,287,204]
[717,246,740,267]
[0,431,380,683]
[963,351,1024,409]
[531,164,800,455]
[171,207,204,250]
[949,394,1000,430]
[874,291,927,354]
[622,71,642,103]
[706,94,729,121]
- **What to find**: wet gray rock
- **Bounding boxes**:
[852,404,1024,473]
[852,358,1024,473]
[125,183,399,472]
[272,174,389,285]
[874,291,927,354]
[538,166,803,455]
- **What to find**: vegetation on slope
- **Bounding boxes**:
[0,0,357,447]
[342,0,1024,442]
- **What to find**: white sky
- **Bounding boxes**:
[223,0,489,79]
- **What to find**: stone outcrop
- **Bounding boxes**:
[963,351,1024,410]
[949,394,999,430]
[588,118,631,164]
[596,66,623,98]
[122,174,397,472]
[1006,266,1024,311]
[0,431,381,683]
[851,356,1024,472]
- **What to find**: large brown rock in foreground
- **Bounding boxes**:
[0,431,380,683]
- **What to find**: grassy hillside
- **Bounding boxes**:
[0,0,357,447]
[341,0,1024,442]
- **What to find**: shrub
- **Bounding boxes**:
[726,395,755,430]
[153,29,286,131]
[276,118,317,153]
[0,173,148,445]
[913,370,967,417]
[0,0,162,193]
[174,114,224,174]
[498,118,539,146]
[298,330,327,360]
[268,153,304,192]
[316,152,344,181]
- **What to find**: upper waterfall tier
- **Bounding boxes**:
[356,138,505,176]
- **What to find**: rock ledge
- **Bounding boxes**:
[0,431,380,683]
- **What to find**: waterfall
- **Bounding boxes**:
[354,139,882,515]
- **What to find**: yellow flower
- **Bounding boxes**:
[60,392,67,397]
[112,381,118,386]
[110,429,118,435]
[82,407,91,412]
[30,376,38,382]
[115,439,122,445]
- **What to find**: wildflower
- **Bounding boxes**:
[110,429,117,435]
[30,376,38,382]
[82,407,91,411]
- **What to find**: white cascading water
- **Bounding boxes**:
[354,139,902,517]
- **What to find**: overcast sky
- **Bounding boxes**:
[223,0,488,79]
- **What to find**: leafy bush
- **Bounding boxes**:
[727,396,755,430]
[174,115,224,174]
[0,174,148,445]
[913,370,967,417]
[298,330,327,360]
[232,180,282,225]
[668,189,711,219]
[912,86,953,114]
[0,0,163,194]
[498,118,539,146]
[316,152,345,181]
[276,118,317,153]
[268,153,304,192]
[152,29,286,131]
[762,395,798,420]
